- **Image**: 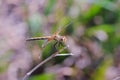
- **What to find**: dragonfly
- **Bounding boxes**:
[26,22,72,48]
[23,22,73,80]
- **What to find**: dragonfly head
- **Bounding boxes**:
[54,35,66,43]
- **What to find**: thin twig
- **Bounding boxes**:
[55,53,73,57]
[22,46,72,80]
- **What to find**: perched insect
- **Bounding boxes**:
[23,22,73,80]
[26,22,71,48]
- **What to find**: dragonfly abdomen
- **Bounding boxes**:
[26,37,48,41]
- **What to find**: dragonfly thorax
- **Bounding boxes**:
[54,35,66,42]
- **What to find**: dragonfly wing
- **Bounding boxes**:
[42,39,49,48]
[56,22,72,35]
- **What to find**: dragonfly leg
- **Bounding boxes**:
[59,42,64,47]
[53,41,59,50]
[53,41,65,51]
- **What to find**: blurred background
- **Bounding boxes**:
[0,0,120,80]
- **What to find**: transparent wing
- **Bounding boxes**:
[42,39,49,48]
[57,21,72,35]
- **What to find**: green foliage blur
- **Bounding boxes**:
[0,0,120,80]
[26,0,120,80]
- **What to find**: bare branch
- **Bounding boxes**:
[55,53,73,57]
[23,46,72,80]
